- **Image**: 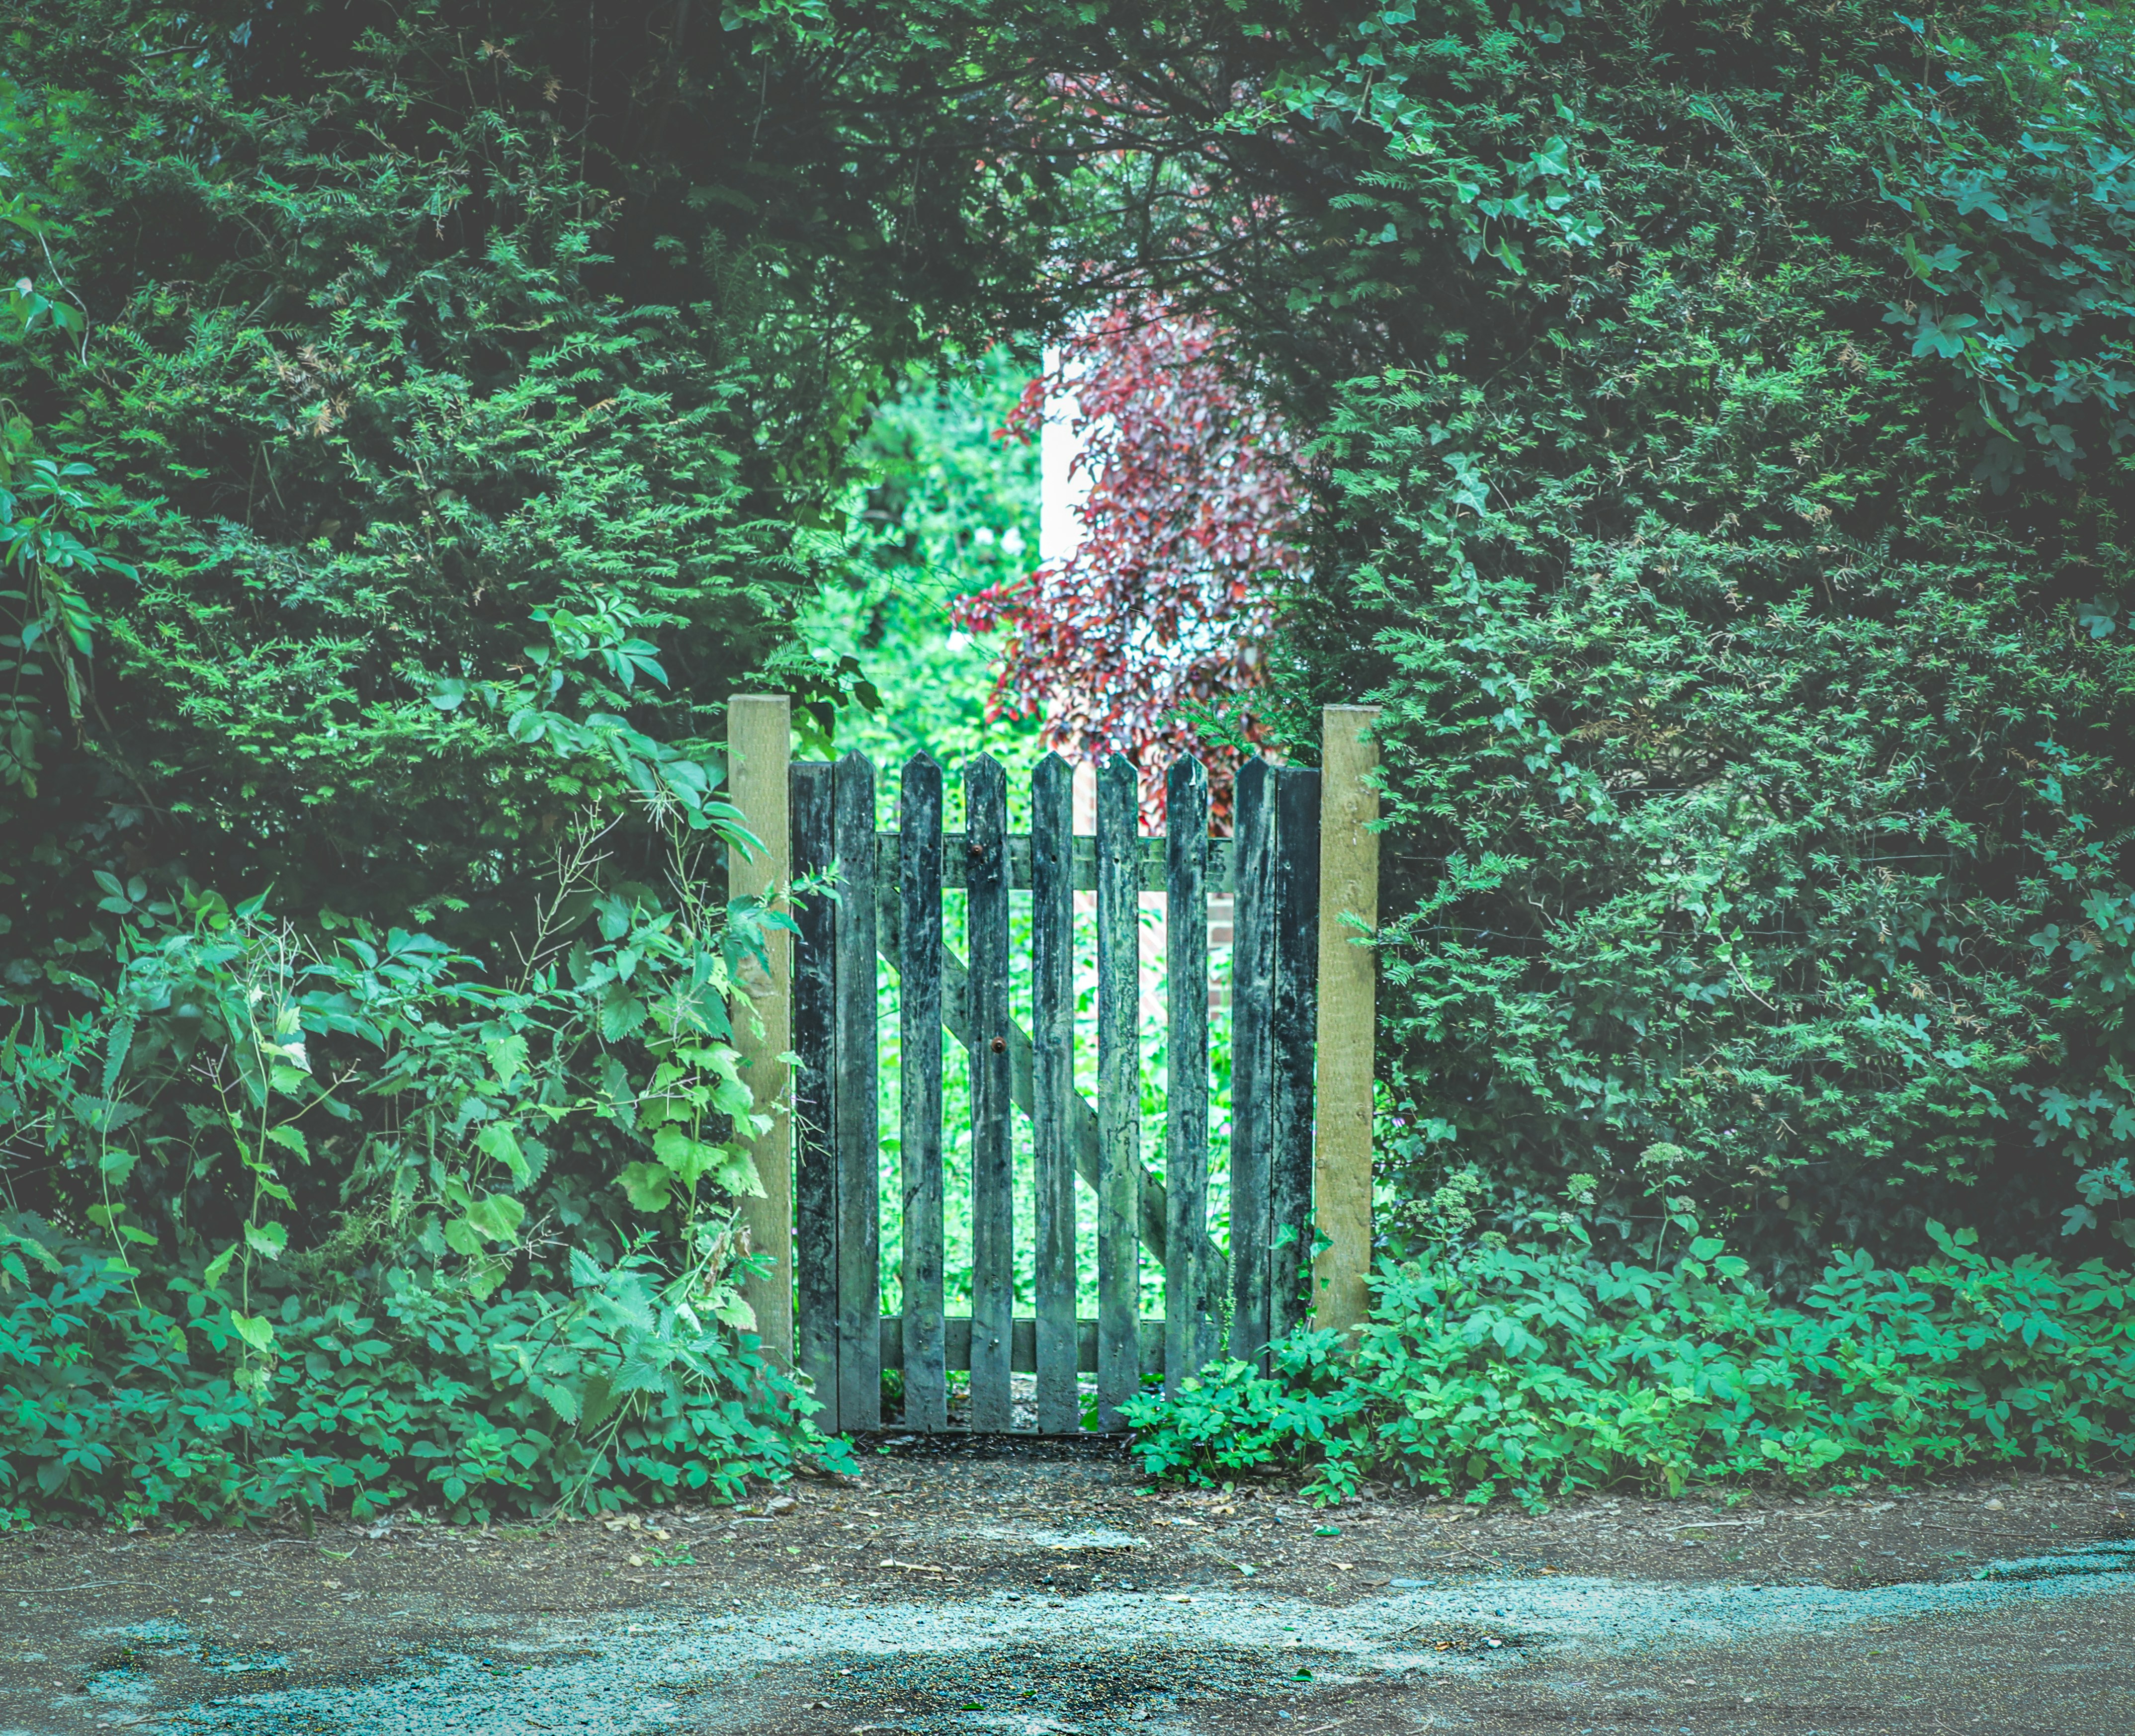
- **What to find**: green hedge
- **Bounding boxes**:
[1125,1224,2135,1508]
[1245,0,2135,1264]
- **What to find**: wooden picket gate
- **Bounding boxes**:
[724,701,1381,1436]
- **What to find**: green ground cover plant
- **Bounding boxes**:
[1126,1218,2135,1508]
[0,1226,835,1527]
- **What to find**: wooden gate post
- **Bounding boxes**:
[1312,705,1381,1336]
[727,694,794,1366]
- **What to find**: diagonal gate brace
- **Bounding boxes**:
[872,880,1218,1276]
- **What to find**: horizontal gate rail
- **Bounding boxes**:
[877,1316,1167,1376]
[874,831,1235,892]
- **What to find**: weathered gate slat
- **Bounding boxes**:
[1270,766,1323,1340]
[791,762,839,1430]
[898,754,947,1431]
[1228,756,1275,1368]
[1030,753,1079,1433]
[1095,753,1141,1430]
[965,754,1015,1430]
[1164,754,1214,1397]
[878,1316,1166,1376]
[831,752,881,1429]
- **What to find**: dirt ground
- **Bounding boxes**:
[3,1439,2130,1734]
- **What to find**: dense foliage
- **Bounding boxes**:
[1125,1222,2135,1508]
[7,0,2135,1521]
[2,1225,832,1525]
[1148,1,2135,1271]
[0,0,1073,1521]
[1,0,1060,943]
[0,814,856,1521]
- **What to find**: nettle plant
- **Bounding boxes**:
[108,832,777,1290]
[0,803,828,1519]
[27,811,788,1336]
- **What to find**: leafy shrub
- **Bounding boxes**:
[0,1222,849,1526]
[1124,1223,2135,1508]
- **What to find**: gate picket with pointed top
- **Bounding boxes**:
[752,711,1378,1436]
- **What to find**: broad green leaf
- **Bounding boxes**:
[477,1122,533,1186]
[231,1313,276,1353]
[713,1146,766,1198]
[462,1193,525,1242]
[483,1031,530,1090]
[578,1372,619,1430]
[711,1076,758,1120]
[652,1124,715,1190]
[599,992,648,1042]
[618,1160,672,1213]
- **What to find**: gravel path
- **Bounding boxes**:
[3,1442,2129,1734]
